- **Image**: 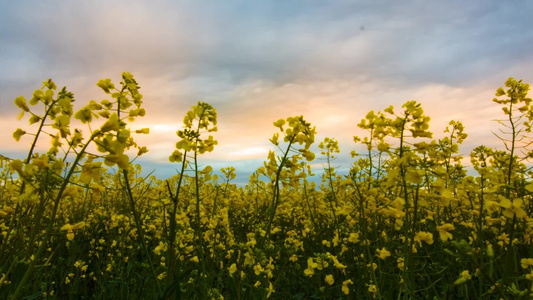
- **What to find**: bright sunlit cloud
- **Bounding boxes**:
[229,147,270,160]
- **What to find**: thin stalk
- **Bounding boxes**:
[325,154,341,238]
[265,136,296,241]
[166,150,188,288]
[1,99,59,254]
[11,133,96,299]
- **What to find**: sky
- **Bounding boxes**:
[1,1,533,185]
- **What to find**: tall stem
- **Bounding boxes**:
[123,169,162,296]
[11,133,96,299]
[265,136,295,241]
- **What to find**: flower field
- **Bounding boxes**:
[1,73,533,299]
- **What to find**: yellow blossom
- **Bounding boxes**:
[368,284,377,297]
[499,196,527,219]
[414,231,434,247]
[342,279,353,295]
[521,258,533,269]
[324,274,334,286]
[266,281,275,298]
[153,242,167,256]
[228,263,237,276]
[289,254,298,262]
[244,252,255,266]
[157,272,166,280]
[273,119,286,131]
[397,257,405,271]
[254,264,263,276]
[454,270,472,285]
[376,247,391,260]
[436,223,455,242]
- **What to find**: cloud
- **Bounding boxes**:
[1,0,532,181]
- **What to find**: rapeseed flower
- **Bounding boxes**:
[342,279,353,295]
[228,263,237,276]
[454,270,472,285]
[266,281,275,298]
[376,247,391,260]
[436,223,455,242]
[414,231,434,247]
[324,274,334,285]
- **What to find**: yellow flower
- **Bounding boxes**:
[9,159,24,176]
[348,232,360,243]
[499,196,527,219]
[329,255,347,273]
[80,159,102,184]
[12,128,26,142]
[254,264,263,276]
[104,154,129,169]
[289,254,298,262]
[376,247,391,260]
[61,224,75,241]
[100,113,120,132]
[315,257,329,270]
[526,270,533,282]
[157,272,166,280]
[342,279,353,295]
[266,281,275,298]
[454,270,472,285]
[269,133,279,146]
[497,233,510,247]
[169,150,183,163]
[521,258,533,269]
[304,268,314,277]
[368,284,377,297]
[414,231,434,247]
[74,107,93,124]
[53,115,71,138]
[14,96,30,112]
[301,149,315,161]
[96,78,115,93]
[324,274,334,286]
[135,128,149,134]
[397,257,405,271]
[273,119,285,131]
[377,142,390,152]
[228,263,237,276]
[153,242,168,256]
[367,262,377,271]
[62,186,80,199]
[190,256,199,263]
[244,252,255,266]
[436,223,455,242]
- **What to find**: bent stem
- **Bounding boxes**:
[265,136,295,241]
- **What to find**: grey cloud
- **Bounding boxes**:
[1,0,533,180]
[2,1,532,91]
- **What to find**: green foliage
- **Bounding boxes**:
[1,76,533,299]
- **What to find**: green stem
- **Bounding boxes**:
[123,168,163,296]
[1,99,60,254]
[167,150,187,289]
[11,133,96,299]
[265,136,296,241]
